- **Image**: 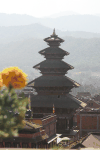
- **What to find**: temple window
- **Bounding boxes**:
[68,109,70,113]
[91,103,93,106]
[0,142,3,147]
[22,143,28,148]
[65,119,67,129]
[40,108,42,113]
[32,143,36,148]
[16,143,20,148]
[5,142,11,148]
[60,108,62,113]
[58,95,60,98]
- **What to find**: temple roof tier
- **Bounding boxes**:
[28,94,86,109]
[44,29,64,46]
[27,76,80,87]
[33,60,74,70]
[39,47,69,56]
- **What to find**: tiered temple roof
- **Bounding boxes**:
[28,29,80,95]
[27,29,86,135]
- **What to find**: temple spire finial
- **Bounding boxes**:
[53,28,56,35]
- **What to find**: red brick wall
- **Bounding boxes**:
[42,116,56,136]
[19,130,45,138]
[77,114,80,129]
[44,122,56,136]
[77,114,98,130]
[42,116,56,126]
[49,123,55,136]
[45,126,49,136]
[82,116,97,129]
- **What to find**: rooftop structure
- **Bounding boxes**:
[71,132,100,149]
[76,92,91,98]
[0,114,58,149]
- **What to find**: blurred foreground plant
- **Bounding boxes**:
[0,67,28,138]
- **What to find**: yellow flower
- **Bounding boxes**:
[1,67,28,89]
[0,73,3,89]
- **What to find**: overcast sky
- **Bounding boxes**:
[0,0,100,17]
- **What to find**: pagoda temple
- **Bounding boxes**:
[27,29,86,137]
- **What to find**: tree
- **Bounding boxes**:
[0,67,28,138]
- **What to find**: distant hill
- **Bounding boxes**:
[0,13,38,26]
[0,24,100,45]
[40,15,100,32]
[47,11,80,18]
[1,13,100,32]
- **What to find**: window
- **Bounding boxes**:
[13,143,20,148]
[16,143,20,148]
[32,143,36,148]
[58,95,60,98]
[60,108,62,113]
[22,143,28,148]
[0,142,3,147]
[66,119,67,129]
[5,142,11,148]
[91,103,93,106]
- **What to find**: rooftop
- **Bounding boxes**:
[29,94,86,109]
[33,59,74,69]
[23,120,42,129]
[27,76,80,87]
[39,47,69,55]
[80,107,100,114]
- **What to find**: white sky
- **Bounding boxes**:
[0,0,100,17]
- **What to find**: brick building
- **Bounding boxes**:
[0,112,58,148]
[26,113,57,139]
[93,94,100,102]
[0,120,48,148]
[76,92,91,98]
[77,108,100,137]
[86,100,100,108]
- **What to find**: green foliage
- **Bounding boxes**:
[0,85,28,139]
[18,92,25,98]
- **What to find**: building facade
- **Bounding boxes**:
[86,99,100,108]
[77,108,100,137]
[0,114,57,148]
